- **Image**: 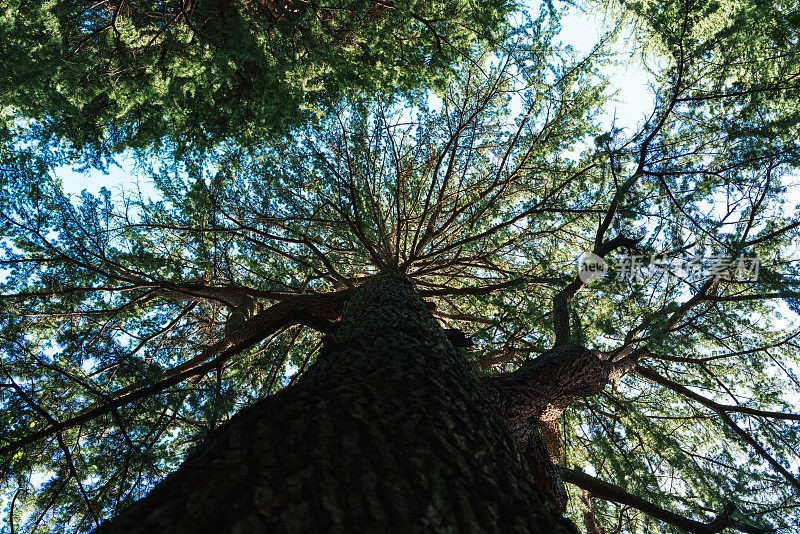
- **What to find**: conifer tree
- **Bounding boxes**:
[1,0,799,532]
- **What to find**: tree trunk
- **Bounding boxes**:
[95,271,576,533]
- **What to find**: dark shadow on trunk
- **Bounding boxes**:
[95,271,576,533]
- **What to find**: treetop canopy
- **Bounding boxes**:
[2,0,800,532]
[1,0,515,158]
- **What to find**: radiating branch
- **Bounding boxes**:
[560,466,775,534]
[636,365,800,491]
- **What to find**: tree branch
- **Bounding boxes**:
[559,466,774,534]
[636,365,800,491]
[553,234,641,345]
[0,291,352,458]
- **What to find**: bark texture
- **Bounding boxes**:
[95,271,576,533]
[483,344,622,511]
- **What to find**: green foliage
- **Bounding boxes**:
[1,0,516,157]
[1,0,800,532]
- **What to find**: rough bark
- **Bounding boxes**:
[95,271,576,533]
[483,344,625,511]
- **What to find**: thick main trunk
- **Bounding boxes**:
[96,272,576,533]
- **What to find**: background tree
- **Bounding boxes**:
[1,0,514,159]
[2,0,800,532]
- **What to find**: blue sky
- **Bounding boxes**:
[7,3,800,526]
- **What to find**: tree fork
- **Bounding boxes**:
[94,272,576,533]
[482,344,630,511]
